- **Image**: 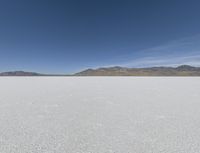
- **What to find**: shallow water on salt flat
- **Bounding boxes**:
[0,77,200,153]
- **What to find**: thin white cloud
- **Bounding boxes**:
[121,54,200,67]
[119,34,200,67]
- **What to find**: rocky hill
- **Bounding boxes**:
[75,65,200,76]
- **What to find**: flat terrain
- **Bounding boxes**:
[0,77,200,153]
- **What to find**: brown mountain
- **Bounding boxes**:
[75,65,200,76]
[0,71,43,76]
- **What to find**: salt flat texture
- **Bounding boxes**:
[0,77,200,153]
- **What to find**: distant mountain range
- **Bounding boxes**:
[0,71,66,76]
[75,65,200,76]
[0,71,43,76]
[1,65,200,76]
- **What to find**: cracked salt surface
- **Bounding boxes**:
[0,77,200,153]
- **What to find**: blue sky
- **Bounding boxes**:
[0,0,200,74]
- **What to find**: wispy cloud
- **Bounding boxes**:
[119,34,200,67]
[121,54,200,67]
[79,34,200,70]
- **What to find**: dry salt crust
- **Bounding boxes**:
[0,77,200,153]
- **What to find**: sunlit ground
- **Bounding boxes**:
[0,77,200,153]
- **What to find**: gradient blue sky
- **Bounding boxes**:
[0,0,200,74]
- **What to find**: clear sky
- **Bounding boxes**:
[0,0,200,74]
